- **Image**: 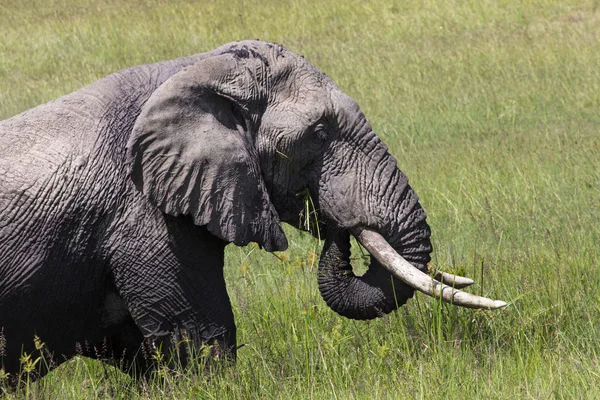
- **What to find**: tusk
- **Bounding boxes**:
[434,271,475,289]
[352,228,507,310]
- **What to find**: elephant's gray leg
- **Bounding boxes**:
[110,222,236,370]
[118,272,236,369]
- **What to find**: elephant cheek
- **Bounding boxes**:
[319,174,364,229]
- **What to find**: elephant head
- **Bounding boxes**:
[127,41,505,320]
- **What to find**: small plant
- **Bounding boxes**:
[18,346,42,398]
[0,328,6,390]
[298,187,322,241]
[0,367,9,391]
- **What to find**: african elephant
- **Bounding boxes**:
[0,40,504,377]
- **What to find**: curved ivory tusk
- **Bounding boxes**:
[434,271,475,289]
[351,228,507,310]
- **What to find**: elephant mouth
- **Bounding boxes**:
[317,224,506,320]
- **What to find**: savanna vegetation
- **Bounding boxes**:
[1,0,599,398]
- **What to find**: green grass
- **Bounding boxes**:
[2,0,600,398]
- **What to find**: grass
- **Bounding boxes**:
[1,0,600,398]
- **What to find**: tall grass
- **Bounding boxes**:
[1,0,599,398]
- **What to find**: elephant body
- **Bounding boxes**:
[0,55,235,373]
[0,41,435,377]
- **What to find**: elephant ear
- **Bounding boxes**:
[126,52,288,251]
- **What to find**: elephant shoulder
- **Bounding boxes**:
[0,103,97,193]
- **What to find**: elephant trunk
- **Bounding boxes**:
[317,162,431,320]
[316,131,505,319]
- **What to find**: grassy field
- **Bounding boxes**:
[1,0,599,398]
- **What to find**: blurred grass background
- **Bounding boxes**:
[1,0,599,398]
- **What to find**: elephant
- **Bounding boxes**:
[0,40,505,378]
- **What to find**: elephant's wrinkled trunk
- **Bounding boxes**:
[315,117,506,318]
[316,137,433,320]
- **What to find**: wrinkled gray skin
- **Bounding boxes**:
[0,41,431,377]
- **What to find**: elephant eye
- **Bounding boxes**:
[313,123,328,142]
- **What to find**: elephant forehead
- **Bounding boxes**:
[264,101,325,132]
[268,81,331,124]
